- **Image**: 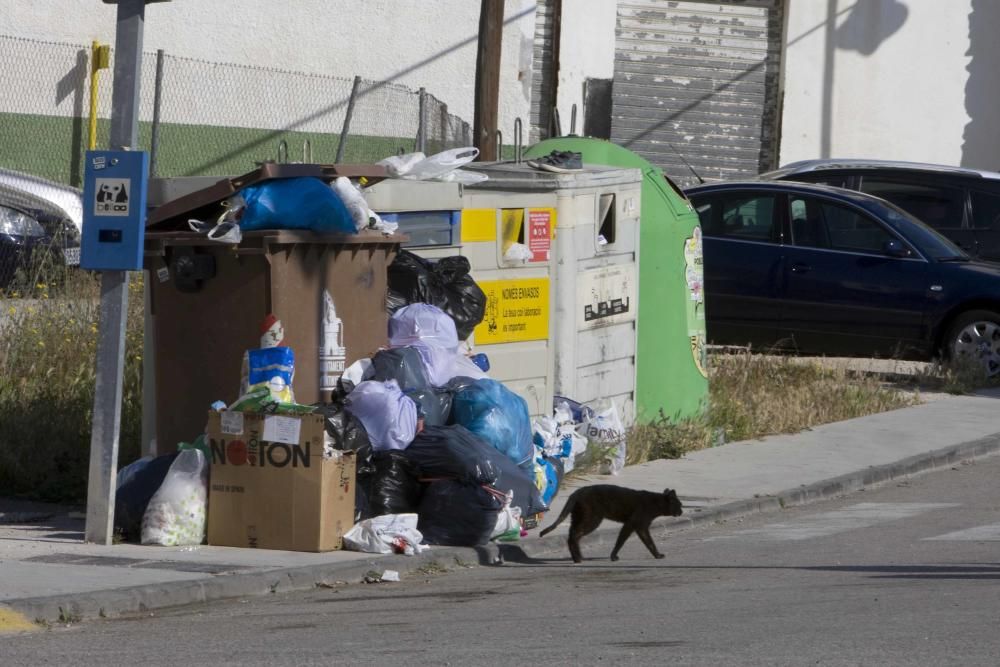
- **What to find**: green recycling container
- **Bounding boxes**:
[525,137,708,422]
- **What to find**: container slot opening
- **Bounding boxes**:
[598,193,616,246]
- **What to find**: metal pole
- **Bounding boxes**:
[149,48,165,177]
[335,75,362,163]
[416,87,427,154]
[142,47,164,462]
[85,0,146,546]
[88,41,102,150]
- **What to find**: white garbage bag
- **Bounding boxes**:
[343,513,424,555]
[140,449,208,546]
[344,379,418,451]
[584,401,627,476]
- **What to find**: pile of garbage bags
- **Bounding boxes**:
[330,302,554,548]
[113,232,628,550]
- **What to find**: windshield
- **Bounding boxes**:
[879,201,969,260]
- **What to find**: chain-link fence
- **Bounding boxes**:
[0,33,472,186]
[0,33,471,293]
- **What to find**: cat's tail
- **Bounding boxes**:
[538,495,576,537]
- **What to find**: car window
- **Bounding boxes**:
[786,173,849,189]
[789,196,898,255]
[858,178,965,230]
[970,190,1000,230]
[879,202,966,260]
[695,193,777,242]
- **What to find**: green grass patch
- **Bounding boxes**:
[0,271,143,502]
[575,350,923,474]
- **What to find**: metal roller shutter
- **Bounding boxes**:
[611,0,784,186]
[530,0,558,143]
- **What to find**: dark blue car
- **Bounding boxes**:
[685,180,1000,374]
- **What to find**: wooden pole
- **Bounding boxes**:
[473,0,504,160]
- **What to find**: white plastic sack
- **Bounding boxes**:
[388,303,460,386]
[436,169,489,185]
[377,152,426,177]
[344,379,418,451]
[332,177,380,232]
[341,357,375,390]
[585,401,627,476]
[401,148,479,181]
[343,513,424,555]
[491,497,522,541]
[141,449,208,546]
[503,243,533,263]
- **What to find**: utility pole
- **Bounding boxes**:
[473,0,504,161]
[85,0,168,545]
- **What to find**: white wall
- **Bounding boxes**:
[555,0,617,133]
[5,0,538,134]
[779,0,972,167]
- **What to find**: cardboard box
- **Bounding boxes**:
[206,411,355,552]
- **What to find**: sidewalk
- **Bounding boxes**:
[3,388,1000,627]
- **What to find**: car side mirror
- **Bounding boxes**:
[883,239,912,258]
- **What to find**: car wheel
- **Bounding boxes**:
[944,309,1000,376]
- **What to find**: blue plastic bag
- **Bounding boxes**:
[452,379,534,472]
[539,456,561,505]
[239,177,355,233]
[244,346,295,402]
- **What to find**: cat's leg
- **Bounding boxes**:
[610,524,634,561]
[568,513,602,563]
[636,525,665,559]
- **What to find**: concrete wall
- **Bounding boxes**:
[5,0,538,134]
[555,0,617,133]
[779,0,974,168]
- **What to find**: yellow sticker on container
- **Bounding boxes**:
[460,208,497,243]
[474,278,550,344]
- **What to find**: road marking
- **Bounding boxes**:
[925,523,1000,541]
[708,503,959,541]
[0,607,37,634]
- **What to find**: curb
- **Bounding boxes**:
[509,433,1000,560]
[6,434,1000,626]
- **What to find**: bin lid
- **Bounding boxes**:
[146,163,389,231]
[463,161,642,192]
[523,137,695,219]
[144,229,407,255]
[363,179,463,212]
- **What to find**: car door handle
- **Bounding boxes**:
[790,263,811,274]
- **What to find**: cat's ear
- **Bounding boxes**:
[664,488,677,498]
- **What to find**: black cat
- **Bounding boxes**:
[539,485,684,563]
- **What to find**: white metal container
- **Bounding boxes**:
[465,163,643,423]
[365,176,556,418]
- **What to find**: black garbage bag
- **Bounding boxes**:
[488,449,548,518]
[406,386,454,426]
[113,452,179,543]
[417,480,503,546]
[358,450,424,520]
[314,401,371,452]
[401,424,498,485]
[402,425,547,516]
[386,250,487,341]
[372,346,429,393]
[445,375,478,395]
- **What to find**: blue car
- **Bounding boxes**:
[0,170,82,289]
[685,180,1000,373]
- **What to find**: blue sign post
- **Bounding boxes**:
[82,149,149,545]
[81,150,148,271]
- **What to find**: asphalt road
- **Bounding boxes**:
[6,457,1000,666]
